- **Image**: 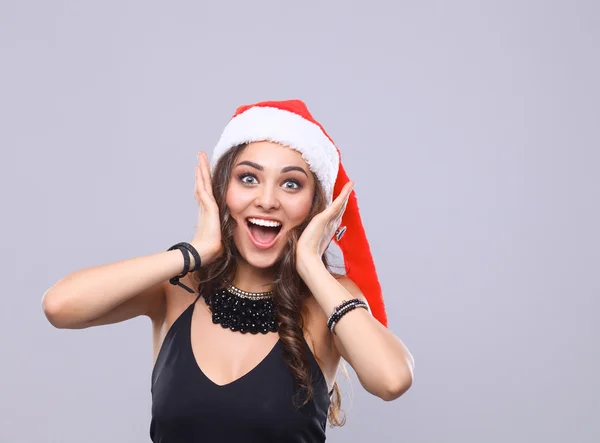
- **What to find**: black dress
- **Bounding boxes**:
[150,294,333,442]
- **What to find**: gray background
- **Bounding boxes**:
[2,1,599,442]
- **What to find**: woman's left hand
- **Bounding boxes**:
[296,181,354,267]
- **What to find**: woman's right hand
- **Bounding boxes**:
[190,151,223,266]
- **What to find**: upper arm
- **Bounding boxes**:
[75,281,166,329]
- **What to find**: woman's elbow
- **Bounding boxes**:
[381,358,415,402]
[41,289,71,329]
[382,371,413,401]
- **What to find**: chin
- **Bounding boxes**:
[239,250,282,269]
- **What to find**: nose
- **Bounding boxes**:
[254,185,280,211]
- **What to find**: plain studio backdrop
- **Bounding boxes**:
[2,1,599,442]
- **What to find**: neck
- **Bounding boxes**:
[232,258,276,293]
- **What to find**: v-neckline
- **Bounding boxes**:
[188,298,281,388]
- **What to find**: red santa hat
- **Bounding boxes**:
[211,99,388,327]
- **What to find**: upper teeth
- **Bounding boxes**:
[248,218,281,228]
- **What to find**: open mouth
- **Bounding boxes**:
[245,217,283,249]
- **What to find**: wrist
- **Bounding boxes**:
[297,255,325,279]
[191,242,220,267]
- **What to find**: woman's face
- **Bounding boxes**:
[226,141,316,269]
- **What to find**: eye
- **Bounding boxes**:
[283,179,302,190]
[237,172,258,185]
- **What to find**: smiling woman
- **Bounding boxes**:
[42,99,414,443]
[223,141,318,267]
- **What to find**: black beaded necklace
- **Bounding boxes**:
[202,283,278,334]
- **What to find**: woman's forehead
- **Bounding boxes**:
[237,141,308,167]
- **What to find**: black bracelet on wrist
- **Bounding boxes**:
[326,299,364,328]
[167,242,200,293]
[327,298,369,334]
[175,242,201,272]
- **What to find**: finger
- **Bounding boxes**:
[330,181,354,218]
[195,153,214,207]
[194,164,204,203]
[196,151,208,193]
[195,162,210,203]
[195,158,201,191]
[331,187,353,228]
[339,181,354,203]
[199,151,215,199]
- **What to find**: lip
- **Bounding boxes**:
[244,219,283,250]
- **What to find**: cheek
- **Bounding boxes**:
[225,189,235,209]
[287,196,313,222]
[225,186,245,213]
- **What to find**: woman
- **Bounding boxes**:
[42,99,415,442]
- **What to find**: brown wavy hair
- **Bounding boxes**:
[191,143,346,427]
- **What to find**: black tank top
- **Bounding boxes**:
[150,294,332,442]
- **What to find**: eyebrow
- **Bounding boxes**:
[235,160,308,177]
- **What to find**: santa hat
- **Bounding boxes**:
[210,99,388,327]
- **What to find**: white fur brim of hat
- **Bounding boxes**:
[211,106,340,204]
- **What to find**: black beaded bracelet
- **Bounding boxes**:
[327,299,369,334]
[330,299,363,318]
[326,298,364,329]
[174,242,201,272]
[327,300,367,329]
[167,242,200,293]
[329,303,368,334]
